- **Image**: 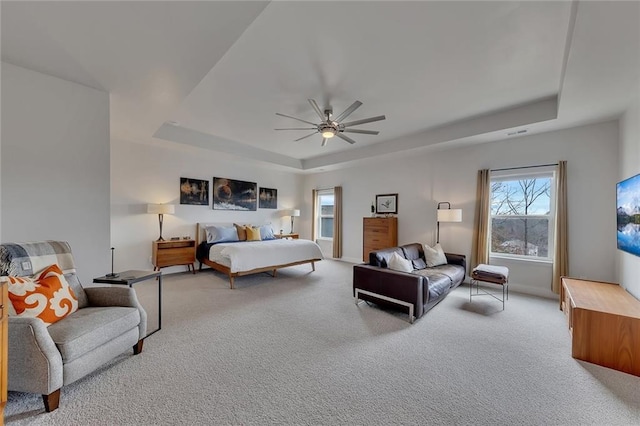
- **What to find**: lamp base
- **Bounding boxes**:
[156,237,165,242]
[105,273,119,278]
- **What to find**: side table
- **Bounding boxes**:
[93,270,162,337]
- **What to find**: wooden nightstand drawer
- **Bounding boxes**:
[152,240,196,272]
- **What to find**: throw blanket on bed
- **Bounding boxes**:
[209,239,323,273]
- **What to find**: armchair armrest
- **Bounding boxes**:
[85,286,147,339]
[353,264,426,318]
[8,317,63,395]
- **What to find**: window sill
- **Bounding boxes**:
[316,237,333,241]
[489,254,553,265]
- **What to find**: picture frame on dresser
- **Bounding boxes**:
[376,193,398,214]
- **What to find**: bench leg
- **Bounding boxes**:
[43,389,61,412]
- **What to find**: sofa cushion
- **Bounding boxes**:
[412,258,427,270]
[370,247,405,268]
[413,269,454,301]
[388,252,413,272]
[423,243,447,267]
[47,306,140,363]
[400,243,423,261]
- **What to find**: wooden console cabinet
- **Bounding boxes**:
[363,217,398,262]
[152,240,196,274]
[561,277,640,376]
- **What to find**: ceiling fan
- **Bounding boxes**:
[275,99,386,146]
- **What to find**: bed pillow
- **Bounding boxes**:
[388,252,413,273]
[246,227,262,241]
[7,264,79,326]
[259,224,275,240]
[423,243,447,267]
[205,225,239,244]
[233,223,250,241]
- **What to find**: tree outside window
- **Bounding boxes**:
[490,173,555,259]
[318,192,334,239]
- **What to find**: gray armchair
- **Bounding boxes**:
[0,241,147,412]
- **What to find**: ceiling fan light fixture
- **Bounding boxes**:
[322,129,336,138]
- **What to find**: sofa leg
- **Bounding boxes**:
[133,339,144,354]
[42,389,61,412]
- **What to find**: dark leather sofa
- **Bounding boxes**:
[353,243,466,322]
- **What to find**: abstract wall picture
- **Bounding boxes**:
[180,178,209,205]
[617,173,640,257]
[259,187,278,209]
[213,177,257,211]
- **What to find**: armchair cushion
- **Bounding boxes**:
[48,307,140,362]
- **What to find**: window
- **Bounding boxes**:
[490,169,555,260]
[317,190,334,239]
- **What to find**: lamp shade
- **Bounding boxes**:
[281,209,300,217]
[437,208,462,222]
[147,204,175,215]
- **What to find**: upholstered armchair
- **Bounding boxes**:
[0,241,147,412]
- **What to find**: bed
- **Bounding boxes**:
[196,223,323,289]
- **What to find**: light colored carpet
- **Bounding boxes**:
[5,260,640,425]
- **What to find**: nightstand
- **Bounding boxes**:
[152,240,196,273]
[274,233,299,239]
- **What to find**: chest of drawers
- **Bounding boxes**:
[363,217,398,262]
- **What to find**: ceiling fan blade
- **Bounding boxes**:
[342,115,386,127]
[336,133,357,145]
[321,138,328,147]
[276,112,317,126]
[342,129,379,135]
[308,99,326,121]
[275,127,317,130]
[334,101,362,122]
[294,132,318,142]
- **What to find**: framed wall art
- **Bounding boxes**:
[259,187,278,209]
[376,193,398,214]
[180,177,209,205]
[213,177,257,211]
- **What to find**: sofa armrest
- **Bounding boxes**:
[445,252,466,272]
[8,317,63,395]
[353,264,426,318]
[85,286,147,339]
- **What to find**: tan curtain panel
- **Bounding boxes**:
[332,186,343,258]
[552,161,568,295]
[472,169,491,268]
[311,189,318,241]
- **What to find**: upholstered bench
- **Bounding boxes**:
[470,264,509,309]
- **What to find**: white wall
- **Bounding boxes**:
[1,62,111,285]
[303,121,619,299]
[110,137,303,273]
[617,98,640,299]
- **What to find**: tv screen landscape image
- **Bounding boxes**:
[617,173,640,257]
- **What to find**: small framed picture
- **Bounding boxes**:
[376,193,398,214]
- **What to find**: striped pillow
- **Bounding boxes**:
[7,264,79,325]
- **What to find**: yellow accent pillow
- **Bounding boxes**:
[8,264,79,326]
[234,223,249,241]
[245,226,262,241]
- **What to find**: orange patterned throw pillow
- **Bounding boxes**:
[8,264,79,325]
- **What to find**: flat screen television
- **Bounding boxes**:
[617,173,640,257]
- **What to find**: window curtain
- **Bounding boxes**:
[332,186,343,258]
[472,169,490,268]
[311,189,318,241]
[552,161,568,295]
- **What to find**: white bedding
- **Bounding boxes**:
[208,239,323,273]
